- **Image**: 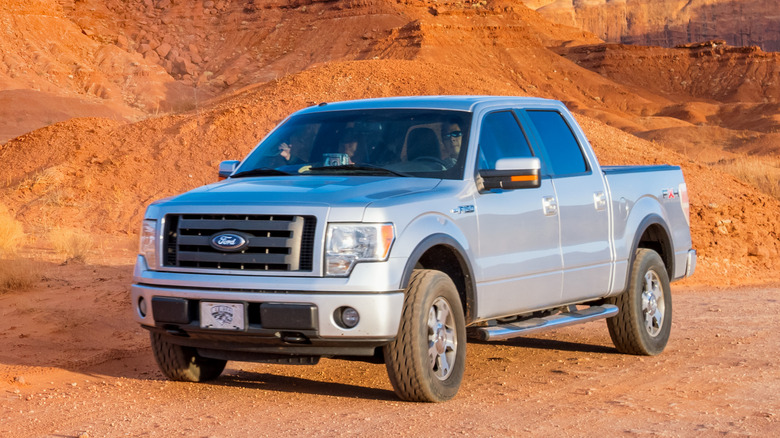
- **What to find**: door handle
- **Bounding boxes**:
[594,191,607,211]
[542,196,558,216]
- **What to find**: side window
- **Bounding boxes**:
[525,110,587,176]
[478,111,533,170]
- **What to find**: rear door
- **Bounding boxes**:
[517,109,612,303]
[472,110,563,318]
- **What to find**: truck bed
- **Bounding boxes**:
[602,164,692,292]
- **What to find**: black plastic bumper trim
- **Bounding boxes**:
[143,325,392,357]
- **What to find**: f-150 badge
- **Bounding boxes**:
[450,205,475,214]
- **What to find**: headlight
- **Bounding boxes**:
[139,219,158,270]
[325,223,394,276]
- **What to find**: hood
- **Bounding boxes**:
[161,176,441,208]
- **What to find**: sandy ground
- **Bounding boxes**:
[1,259,778,437]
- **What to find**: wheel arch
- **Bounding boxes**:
[625,215,674,289]
[399,234,477,324]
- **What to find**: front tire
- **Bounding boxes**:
[607,249,672,356]
[150,332,227,382]
[383,270,467,402]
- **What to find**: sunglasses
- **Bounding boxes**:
[444,131,463,138]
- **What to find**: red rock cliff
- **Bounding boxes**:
[526,0,780,51]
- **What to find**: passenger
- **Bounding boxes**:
[266,131,310,168]
[278,142,292,162]
[262,141,298,168]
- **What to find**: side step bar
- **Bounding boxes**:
[474,304,618,341]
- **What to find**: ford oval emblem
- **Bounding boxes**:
[210,232,248,252]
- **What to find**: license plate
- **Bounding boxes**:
[200,302,245,330]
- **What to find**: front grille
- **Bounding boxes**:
[164,214,316,272]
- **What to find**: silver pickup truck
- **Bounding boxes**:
[132,96,696,402]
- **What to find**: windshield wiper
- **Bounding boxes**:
[307,164,410,177]
[230,168,291,178]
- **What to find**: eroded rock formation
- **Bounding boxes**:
[525,0,780,51]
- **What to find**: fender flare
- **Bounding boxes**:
[623,214,674,292]
[399,233,478,323]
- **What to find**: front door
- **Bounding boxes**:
[472,110,563,319]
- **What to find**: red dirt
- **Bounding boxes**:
[2,263,779,435]
[1,0,780,434]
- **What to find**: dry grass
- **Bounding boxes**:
[15,165,65,192]
[0,205,25,257]
[0,258,41,292]
[49,228,92,263]
[716,157,780,201]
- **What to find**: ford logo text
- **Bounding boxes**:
[210,232,248,252]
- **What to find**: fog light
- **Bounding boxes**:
[336,307,360,329]
[138,296,147,317]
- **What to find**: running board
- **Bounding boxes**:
[474,304,618,341]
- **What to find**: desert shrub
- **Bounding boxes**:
[716,157,780,201]
[0,205,25,257]
[0,258,40,292]
[49,228,92,263]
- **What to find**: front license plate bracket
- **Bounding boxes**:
[199,301,246,331]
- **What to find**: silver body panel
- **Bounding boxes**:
[603,169,695,285]
[472,177,563,318]
[133,96,695,343]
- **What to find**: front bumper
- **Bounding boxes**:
[133,282,403,337]
[132,253,405,339]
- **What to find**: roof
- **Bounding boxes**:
[294,95,561,115]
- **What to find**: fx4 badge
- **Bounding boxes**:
[662,188,679,200]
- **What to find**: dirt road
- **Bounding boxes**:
[1,263,778,437]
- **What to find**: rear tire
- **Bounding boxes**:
[383,269,466,402]
[150,332,227,382]
[607,249,672,356]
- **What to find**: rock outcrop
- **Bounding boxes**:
[525,0,780,52]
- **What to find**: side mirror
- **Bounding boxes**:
[218,160,240,180]
[478,157,541,191]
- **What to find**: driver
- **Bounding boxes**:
[442,120,463,166]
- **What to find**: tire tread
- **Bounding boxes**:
[385,270,430,401]
[384,269,465,402]
[150,332,226,382]
[606,248,671,356]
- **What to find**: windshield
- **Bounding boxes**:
[234,109,472,180]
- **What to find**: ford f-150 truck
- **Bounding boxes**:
[132,96,696,402]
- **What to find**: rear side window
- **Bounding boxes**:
[477,111,533,170]
[525,110,587,176]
